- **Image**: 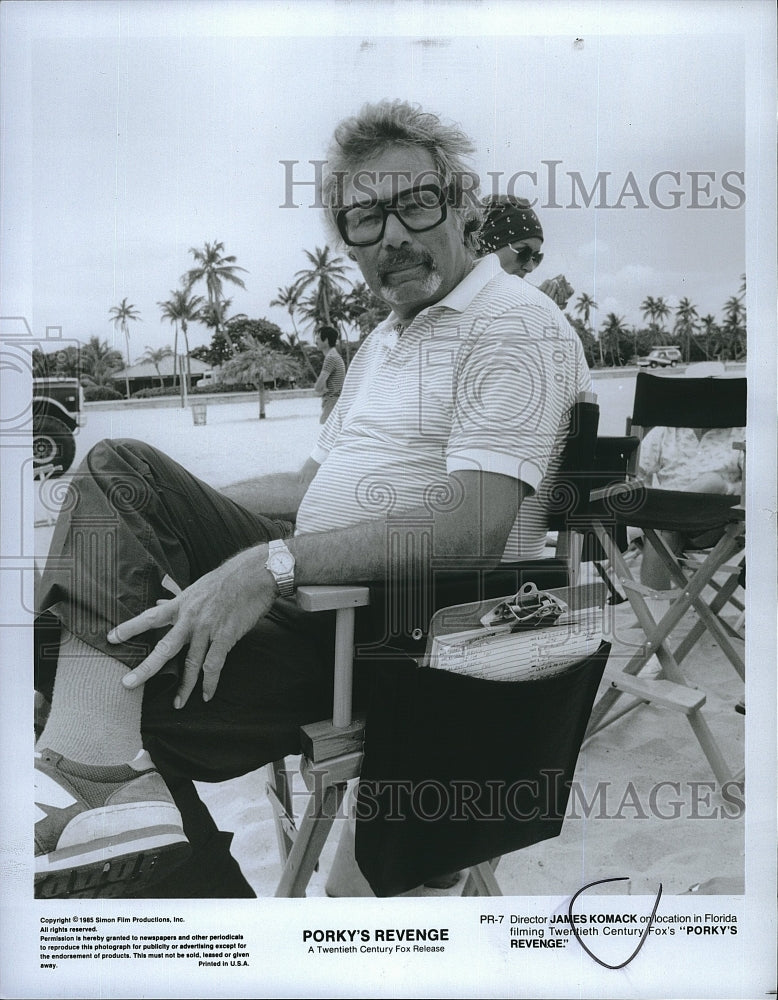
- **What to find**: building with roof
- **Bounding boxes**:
[111,356,212,394]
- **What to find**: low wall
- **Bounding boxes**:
[85,362,746,411]
[85,387,316,412]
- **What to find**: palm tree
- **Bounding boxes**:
[654,297,671,334]
[574,292,601,365]
[219,334,303,419]
[721,295,747,360]
[599,313,629,367]
[183,241,248,350]
[699,313,718,359]
[159,288,204,392]
[79,336,124,386]
[270,284,302,341]
[574,292,597,329]
[320,287,357,363]
[640,295,671,344]
[140,345,173,388]
[673,297,699,362]
[345,281,392,340]
[639,296,658,328]
[293,245,350,328]
[109,298,141,398]
[270,283,317,377]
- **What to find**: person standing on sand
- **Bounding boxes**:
[313,325,346,424]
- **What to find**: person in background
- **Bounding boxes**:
[477,194,575,310]
[634,364,744,678]
[313,325,346,424]
[636,426,744,595]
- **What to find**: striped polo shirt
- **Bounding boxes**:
[320,349,346,400]
[295,254,591,560]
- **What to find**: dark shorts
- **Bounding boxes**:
[320,394,340,424]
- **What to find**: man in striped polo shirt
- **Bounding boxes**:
[34,99,589,898]
[313,324,346,423]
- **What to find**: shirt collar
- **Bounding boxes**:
[428,254,504,314]
[384,254,504,331]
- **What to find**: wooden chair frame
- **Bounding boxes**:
[265,394,604,897]
[582,374,746,787]
[264,584,509,896]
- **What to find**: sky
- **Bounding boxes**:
[0,1,756,361]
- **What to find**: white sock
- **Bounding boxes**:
[36,633,144,765]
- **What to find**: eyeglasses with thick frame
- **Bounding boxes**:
[336,184,449,247]
[507,243,544,267]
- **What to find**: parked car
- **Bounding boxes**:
[637,347,683,369]
[32,377,86,476]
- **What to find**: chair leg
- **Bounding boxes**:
[642,526,745,680]
[671,562,745,672]
[585,523,743,786]
[682,704,737,787]
[274,781,348,897]
[556,530,584,587]
[461,858,502,897]
[265,760,296,865]
[593,558,627,605]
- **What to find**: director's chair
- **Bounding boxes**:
[582,372,746,786]
[264,394,612,897]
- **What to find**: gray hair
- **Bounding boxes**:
[321,99,483,250]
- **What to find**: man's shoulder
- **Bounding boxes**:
[323,350,344,366]
[471,268,569,320]
[463,271,579,347]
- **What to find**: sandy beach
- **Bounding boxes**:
[32,370,746,898]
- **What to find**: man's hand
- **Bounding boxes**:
[107,545,277,707]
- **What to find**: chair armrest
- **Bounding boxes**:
[589,480,644,504]
[295,585,371,612]
[295,586,371,728]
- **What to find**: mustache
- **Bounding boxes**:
[377,248,436,281]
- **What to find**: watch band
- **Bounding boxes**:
[266,539,296,597]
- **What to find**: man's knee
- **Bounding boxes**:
[75,439,169,516]
[86,437,164,469]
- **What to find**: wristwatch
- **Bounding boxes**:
[265,539,296,597]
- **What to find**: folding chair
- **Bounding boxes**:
[582,372,746,786]
[265,393,612,897]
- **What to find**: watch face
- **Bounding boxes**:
[269,551,295,575]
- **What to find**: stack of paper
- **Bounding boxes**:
[428,606,603,682]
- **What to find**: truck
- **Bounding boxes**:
[636,346,682,369]
[32,377,86,477]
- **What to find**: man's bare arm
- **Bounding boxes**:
[287,469,527,585]
[219,458,320,520]
[116,469,527,702]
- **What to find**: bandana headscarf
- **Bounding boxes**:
[478,195,544,253]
